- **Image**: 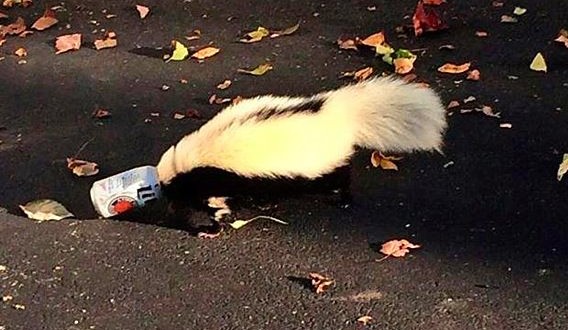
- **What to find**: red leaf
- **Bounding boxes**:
[412,1,447,37]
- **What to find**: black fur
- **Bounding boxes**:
[238,97,325,124]
[162,164,352,227]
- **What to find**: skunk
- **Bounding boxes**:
[156,77,447,224]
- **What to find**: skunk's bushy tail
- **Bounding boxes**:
[326,77,446,153]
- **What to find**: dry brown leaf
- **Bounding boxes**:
[393,57,416,75]
[337,37,358,50]
[357,316,373,326]
[66,158,99,177]
[191,46,220,60]
[480,105,500,118]
[360,32,385,47]
[555,35,568,48]
[355,66,373,81]
[208,94,232,105]
[475,31,488,37]
[14,47,26,57]
[136,4,149,19]
[370,151,402,170]
[402,73,418,83]
[3,0,32,8]
[423,0,446,4]
[31,9,58,31]
[466,69,480,81]
[270,22,300,38]
[309,273,334,294]
[92,108,111,119]
[237,63,273,76]
[447,100,460,109]
[500,15,517,23]
[437,62,471,74]
[55,33,81,54]
[216,79,232,90]
[173,112,185,120]
[0,17,25,36]
[94,31,117,50]
[380,239,420,258]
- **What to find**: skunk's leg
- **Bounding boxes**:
[207,196,233,222]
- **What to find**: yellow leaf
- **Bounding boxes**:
[229,216,288,229]
[237,63,273,76]
[191,46,220,60]
[270,22,300,38]
[240,26,269,43]
[166,40,189,62]
[375,43,394,55]
[530,52,547,72]
[558,154,568,181]
[513,7,527,16]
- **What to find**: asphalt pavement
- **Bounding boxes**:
[1,0,567,329]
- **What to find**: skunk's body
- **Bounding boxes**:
[157,77,447,223]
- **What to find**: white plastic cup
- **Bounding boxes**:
[90,165,161,218]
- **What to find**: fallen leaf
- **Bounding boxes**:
[14,47,26,57]
[379,239,420,258]
[466,69,480,81]
[270,22,300,38]
[447,100,460,109]
[530,52,547,72]
[423,0,445,4]
[499,123,512,129]
[229,215,288,229]
[180,78,188,84]
[216,79,232,89]
[501,15,518,23]
[513,7,527,16]
[437,62,471,74]
[360,32,385,47]
[438,44,455,50]
[412,0,447,36]
[19,199,74,222]
[166,40,189,62]
[197,231,221,239]
[3,0,32,8]
[94,31,117,50]
[0,17,25,36]
[557,154,568,181]
[371,151,402,170]
[55,33,81,54]
[92,108,111,119]
[237,63,273,76]
[393,56,416,75]
[463,96,476,103]
[18,30,32,37]
[475,31,488,37]
[337,37,358,50]
[357,316,373,326]
[555,33,568,48]
[480,105,500,118]
[309,273,334,294]
[240,26,269,43]
[31,9,58,31]
[66,158,99,177]
[208,94,232,105]
[191,46,220,60]
[343,66,373,81]
[185,29,201,41]
[173,112,185,120]
[136,4,149,19]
